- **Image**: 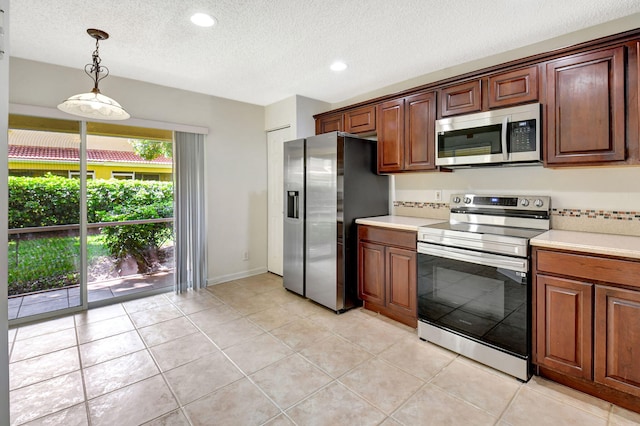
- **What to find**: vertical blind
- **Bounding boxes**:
[174,131,207,292]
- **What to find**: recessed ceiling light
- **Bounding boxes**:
[190,13,216,27]
[330,61,347,72]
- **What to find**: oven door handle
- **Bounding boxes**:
[418,243,528,273]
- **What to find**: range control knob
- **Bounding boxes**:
[520,199,530,207]
[534,199,544,208]
[463,197,472,204]
[452,196,461,204]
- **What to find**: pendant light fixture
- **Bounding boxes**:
[57,28,130,121]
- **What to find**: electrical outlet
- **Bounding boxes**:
[242,251,249,261]
[435,190,442,202]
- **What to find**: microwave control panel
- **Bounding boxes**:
[509,119,536,152]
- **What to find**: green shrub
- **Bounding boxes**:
[8,175,174,228]
[8,176,174,291]
[8,175,80,228]
[98,203,173,273]
[86,179,174,223]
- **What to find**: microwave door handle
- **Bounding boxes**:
[501,116,509,161]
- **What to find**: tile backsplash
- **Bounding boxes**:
[392,201,640,236]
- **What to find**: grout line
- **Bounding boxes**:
[170,296,288,423]
[73,312,93,426]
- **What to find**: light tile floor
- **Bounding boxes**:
[7,273,640,425]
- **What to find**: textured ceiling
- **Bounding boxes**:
[9,1,640,106]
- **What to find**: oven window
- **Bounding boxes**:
[438,124,502,158]
[417,253,528,357]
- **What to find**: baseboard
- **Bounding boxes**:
[206,267,269,285]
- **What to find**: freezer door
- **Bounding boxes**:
[305,133,339,310]
[283,139,305,296]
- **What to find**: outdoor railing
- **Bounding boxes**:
[8,217,174,236]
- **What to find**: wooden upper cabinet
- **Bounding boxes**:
[377,91,437,173]
[594,285,640,397]
[545,46,626,165]
[488,66,539,108]
[377,98,405,172]
[535,274,593,380]
[315,113,343,135]
[439,80,482,117]
[344,105,376,134]
[405,92,437,171]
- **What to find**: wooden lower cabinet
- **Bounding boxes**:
[533,247,640,412]
[594,286,640,397]
[535,274,593,380]
[357,225,417,327]
[358,241,385,306]
[385,247,417,319]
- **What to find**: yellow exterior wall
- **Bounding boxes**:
[8,160,172,181]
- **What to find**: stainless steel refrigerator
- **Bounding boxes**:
[283,132,389,312]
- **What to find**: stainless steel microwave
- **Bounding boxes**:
[435,103,541,167]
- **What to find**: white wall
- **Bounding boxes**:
[1,2,10,423]
[395,166,640,211]
[9,58,268,284]
[294,95,330,138]
[265,95,296,132]
[264,95,330,138]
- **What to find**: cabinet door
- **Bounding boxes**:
[377,98,405,173]
[404,91,437,171]
[358,241,385,306]
[488,66,539,108]
[439,80,482,117]
[344,105,376,134]
[385,247,417,320]
[545,47,626,164]
[594,285,640,397]
[315,113,343,135]
[536,274,593,380]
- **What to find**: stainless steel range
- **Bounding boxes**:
[417,193,550,381]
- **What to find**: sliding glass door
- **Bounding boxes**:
[85,123,174,303]
[7,116,175,322]
[7,116,83,320]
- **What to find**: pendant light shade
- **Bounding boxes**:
[57,29,130,121]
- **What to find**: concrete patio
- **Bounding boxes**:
[8,271,174,320]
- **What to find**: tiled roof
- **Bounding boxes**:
[8,145,172,165]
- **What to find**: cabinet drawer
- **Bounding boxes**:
[536,249,640,290]
[358,225,416,250]
[344,105,376,134]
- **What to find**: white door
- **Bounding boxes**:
[267,127,291,275]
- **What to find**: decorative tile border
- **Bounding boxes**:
[552,208,640,221]
[393,200,640,236]
[393,201,449,209]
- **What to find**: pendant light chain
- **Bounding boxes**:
[86,36,109,93]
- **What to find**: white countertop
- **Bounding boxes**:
[355,215,445,232]
[531,230,640,260]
